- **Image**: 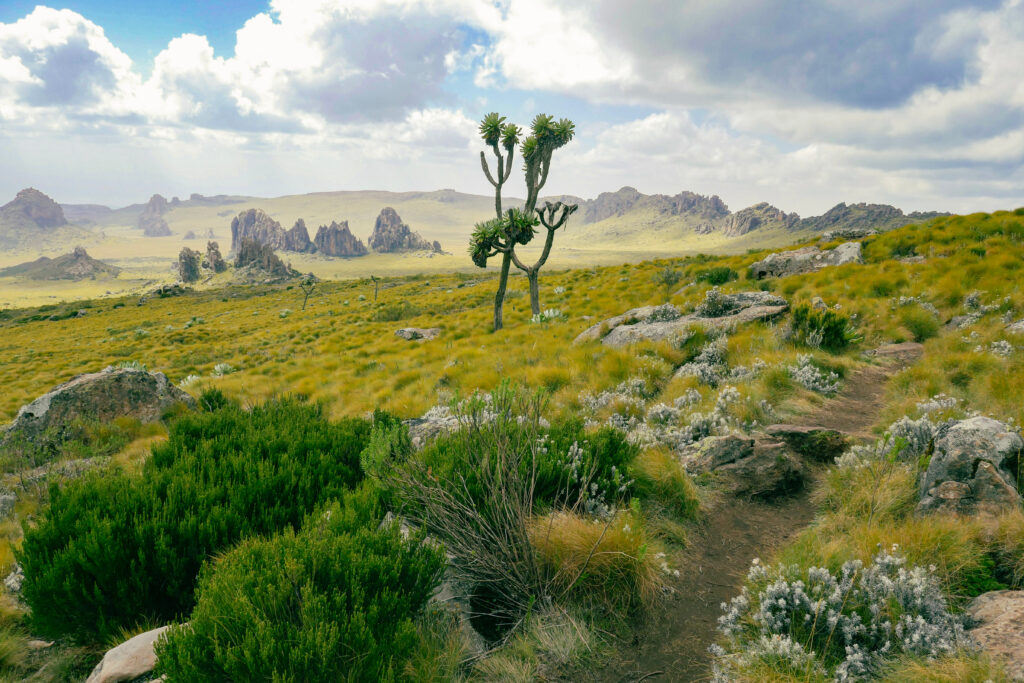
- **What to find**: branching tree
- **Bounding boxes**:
[299,273,317,310]
[470,113,577,329]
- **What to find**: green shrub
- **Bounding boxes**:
[695,266,738,286]
[155,499,444,683]
[787,304,857,352]
[373,301,421,322]
[900,306,940,342]
[19,398,374,644]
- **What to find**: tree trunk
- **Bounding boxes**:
[528,269,540,316]
[493,251,512,331]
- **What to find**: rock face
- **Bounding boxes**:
[683,435,805,500]
[917,417,1022,516]
[230,208,286,252]
[577,186,730,224]
[0,367,195,456]
[368,208,437,252]
[234,238,297,281]
[283,219,314,253]
[314,220,368,257]
[966,591,1024,681]
[205,241,227,273]
[396,327,441,341]
[749,242,863,279]
[575,293,788,347]
[1,188,67,228]
[721,202,798,237]
[797,202,947,233]
[85,624,173,683]
[0,246,120,280]
[138,194,172,237]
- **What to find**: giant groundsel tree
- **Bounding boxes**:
[470,113,577,330]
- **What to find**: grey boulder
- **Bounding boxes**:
[749,242,862,279]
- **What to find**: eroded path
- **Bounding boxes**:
[587,343,923,683]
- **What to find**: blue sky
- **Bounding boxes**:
[1,1,1021,215]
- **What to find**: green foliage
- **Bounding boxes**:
[788,304,857,352]
[900,306,940,342]
[155,499,444,683]
[19,398,373,644]
[373,300,421,322]
[696,266,738,286]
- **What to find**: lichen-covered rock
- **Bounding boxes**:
[764,424,851,463]
[85,624,173,683]
[396,327,441,341]
[966,590,1024,681]
[574,294,788,347]
[368,207,437,252]
[685,436,805,499]
[313,220,367,257]
[1,368,195,456]
[749,242,863,279]
[917,416,1022,516]
[682,434,754,472]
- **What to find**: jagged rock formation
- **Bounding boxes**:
[234,238,297,281]
[572,187,729,224]
[284,219,314,252]
[178,247,201,282]
[721,202,799,236]
[138,194,171,236]
[368,207,438,252]
[314,220,368,257]
[1,188,67,229]
[231,208,287,252]
[0,247,120,280]
[205,241,227,273]
[0,367,195,457]
[749,242,863,279]
[797,202,948,233]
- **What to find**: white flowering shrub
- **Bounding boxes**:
[644,303,681,323]
[915,393,962,416]
[788,355,841,395]
[646,402,681,426]
[883,416,936,461]
[964,290,982,310]
[989,339,1014,357]
[178,374,201,389]
[115,360,147,371]
[553,286,566,295]
[211,363,235,377]
[673,389,703,409]
[279,308,292,318]
[713,548,972,682]
[530,308,567,324]
[728,359,767,382]
[678,340,729,387]
[696,287,736,318]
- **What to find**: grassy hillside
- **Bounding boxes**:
[1,208,1023,680]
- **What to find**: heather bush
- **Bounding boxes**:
[696,266,738,286]
[19,398,374,644]
[900,305,940,342]
[788,355,841,395]
[787,304,857,352]
[714,549,972,682]
[155,500,444,683]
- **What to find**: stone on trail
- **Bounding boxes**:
[85,625,173,683]
[763,424,851,463]
[966,590,1024,681]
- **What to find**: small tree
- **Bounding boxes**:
[370,274,380,301]
[653,266,682,301]
[178,247,201,283]
[299,273,317,310]
[469,113,579,329]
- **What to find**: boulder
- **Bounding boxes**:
[396,327,441,341]
[368,207,436,252]
[85,624,173,683]
[763,424,851,463]
[600,321,696,348]
[1,368,195,456]
[685,436,805,500]
[811,296,828,311]
[917,417,1022,516]
[749,242,862,279]
[313,220,367,257]
[966,591,1024,681]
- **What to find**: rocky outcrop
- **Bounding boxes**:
[749,242,863,279]
[683,435,805,499]
[230,208,285,252]
[396,327,441,341]
[575,293,788,347]
[0,367,195,457]
[0,247,120,280]
[819,226,878,241]
[177,247,201,283]
[205,241,227,273]
[577,187,729,224]
[1,188,67,228]
[138,194,171,237]
[283,219,314,253]
[85,624,173,683]
[234,238,297,280]
[917,417,1022,516]
[138,283,191,305]
[721,202,799,237]
[966,591,1024,681]
[314,220,368,257]
[763,425,851,463]
[797,202,948,233]
[368,208,436,252]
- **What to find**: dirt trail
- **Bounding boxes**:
[588,344,922,683]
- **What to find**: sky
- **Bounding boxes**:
[0,1,1022,216]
